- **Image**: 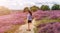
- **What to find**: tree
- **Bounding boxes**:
[23,7,30,12]
[40,5,50,11]
[30,6,40,12]
[0,6,10,16]
[51,4,60,10]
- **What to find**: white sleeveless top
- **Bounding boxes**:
[27,13,32,20]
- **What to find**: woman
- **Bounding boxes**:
[27,10,32,31]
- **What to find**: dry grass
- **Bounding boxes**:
[34,18,60,27]
[4,20,26,33]
[4,24,21,33]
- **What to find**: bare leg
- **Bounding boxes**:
[27,23,31,31]
[28,23,31,29]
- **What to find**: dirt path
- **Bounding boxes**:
[14,19,36,33]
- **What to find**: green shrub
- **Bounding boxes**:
[30,6,40,12]
[51,4,60,10]
[40,5,50,11]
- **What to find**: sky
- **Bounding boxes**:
[0,0,60,10]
